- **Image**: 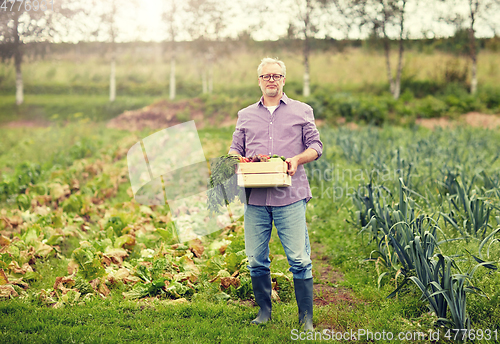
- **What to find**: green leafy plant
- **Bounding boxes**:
[207,154,245,215]
[71,241,106,280]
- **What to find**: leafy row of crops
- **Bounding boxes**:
[0,124,296,309]
[304,126,500,335]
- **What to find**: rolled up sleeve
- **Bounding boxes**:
[303,107,323,160]
[229,116,246,156]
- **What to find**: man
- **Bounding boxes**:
[228,57,322,331]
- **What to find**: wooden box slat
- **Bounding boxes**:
[236,161,287,174]
[237,173,291,188]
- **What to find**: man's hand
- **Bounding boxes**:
[285,157,299,176]
[285,148,318,176]
[228,150,241,158]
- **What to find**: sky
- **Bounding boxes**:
[118,0,499,42]
[11,0,500,43]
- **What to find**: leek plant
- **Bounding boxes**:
[317,126,500,331]
[441,179,492,239]
[407,253,496,335]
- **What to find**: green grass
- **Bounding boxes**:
[0,122,130,171]
[0,94,158,124]
[0,299,301,344]
[0,293,443,344]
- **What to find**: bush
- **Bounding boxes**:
[201,94,255,121]
[282,84,498,126]
[415,95,448,118]
[355,96,389,125]
[478,87,500,111]
[401,78,442,98]
[303,92,391,125]
[300,89,342,121]
[283,80,304,98]
[336,95,359,121]
[445,94,484,114]
[441,82,468,97]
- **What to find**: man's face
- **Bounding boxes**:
[258,63,285,98]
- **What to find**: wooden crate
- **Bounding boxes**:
[236,160,291,188]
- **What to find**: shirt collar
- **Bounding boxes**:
[258,93,289,107]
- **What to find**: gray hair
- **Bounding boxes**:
[257,57,286,77]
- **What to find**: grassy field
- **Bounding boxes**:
[1,121,499,343]
[1,49,499,96]
[0,95,159,125]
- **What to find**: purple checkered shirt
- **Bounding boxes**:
[229,93,323,206]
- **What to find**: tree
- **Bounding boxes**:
[185,0,232,94]
[358,0,408,100]
[162,0,184,100]
[293,0,323,97]
[86,0,138,102]
[324,0,365,49]
[89,0,119,102]
[0,0,74,105]
[332,0,408,100]
[439,0,500,94]
[107,0,118,102]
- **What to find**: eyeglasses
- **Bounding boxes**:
[259,74,284,81]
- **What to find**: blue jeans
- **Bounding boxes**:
[244,199,312,279]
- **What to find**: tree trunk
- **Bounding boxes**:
[383,37,395,97]
[393,1,406,100]
[208,64,213,94]
[110,57,116,102]
[469,19,477,94]
[470,55,477,95]
[109,0,117,102]
[302,0,311,97]
[166,0,177,99]
[202,68,207,94]
[15,53,23,106]
[303,63,310,97]
[393,39,403,100]
[169,55,176,100]
[14,13,23,105]
[303,35,310,97]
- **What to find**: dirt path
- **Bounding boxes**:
[310,242,358,307]
[1,120,51,128]
[106,98,235,131]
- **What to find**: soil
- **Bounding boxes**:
[106,98,235,131]
[1,119,51,128]
[335,117,359,130]
[415,112,500,130]
[310,242,359,307]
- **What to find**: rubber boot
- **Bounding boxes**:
[250,274,272,325]
[294,278,314,331]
